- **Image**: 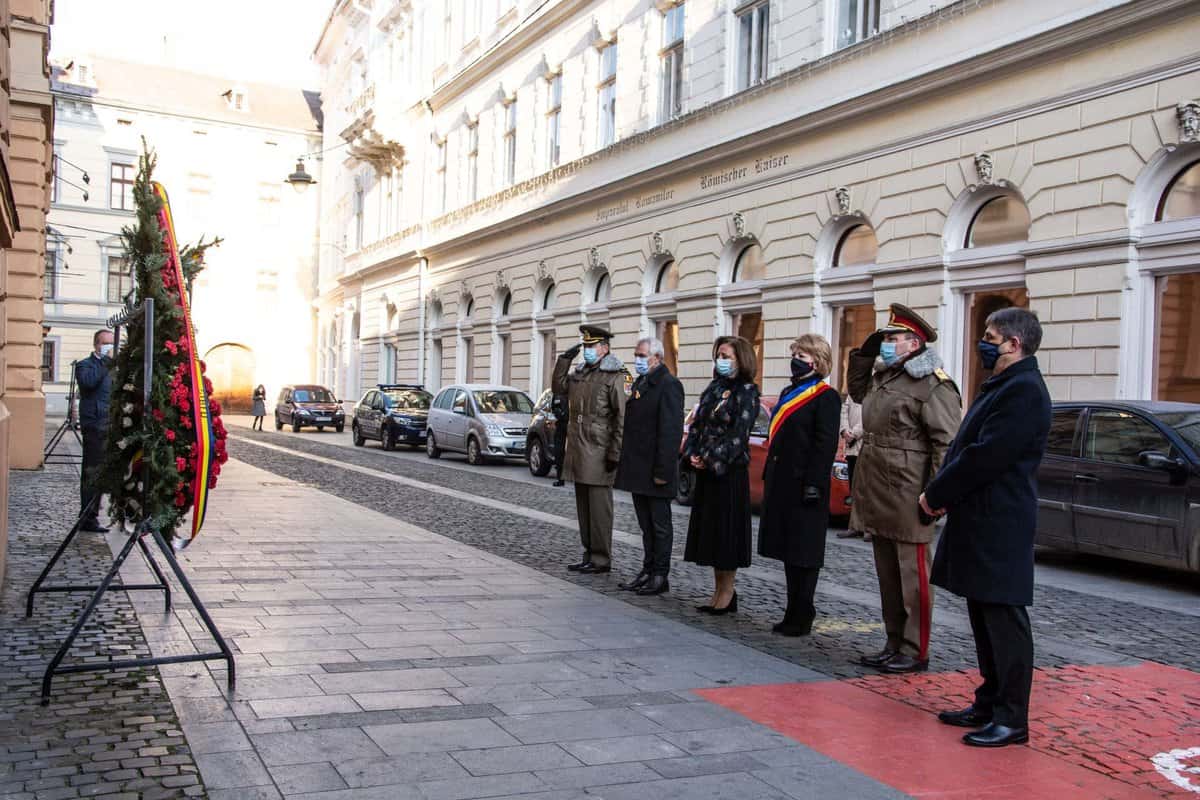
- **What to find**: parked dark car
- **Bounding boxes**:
[526,389,560,477]
[1036,401,1200,573]
[274,384,344,433]
[352,384,433,450]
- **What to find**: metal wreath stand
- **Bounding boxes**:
[26,297,235,704]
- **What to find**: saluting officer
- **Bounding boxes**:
[553,325,627,574]
[847,304,961,674]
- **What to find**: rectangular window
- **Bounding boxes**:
[660,4,685,121]
[436,138,448,213]
[598,43,618,147]
[836,0,880,50]
[354,182,365,249]
[51,150,61,203]
[41,339,57,384]
[467,122,479,201]
[44,248,58,299]
[546,74,562,168]
[106,254,132,303]
[736,1,769,90]
[109,162,135,210]
[504,100,517,185]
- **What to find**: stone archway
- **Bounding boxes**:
[204,342,257,412]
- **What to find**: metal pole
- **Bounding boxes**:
[25,498,96,617]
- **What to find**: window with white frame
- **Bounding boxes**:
[660,4,685,122]
[41,338,57,384]
[353,180,365,249]
[467,122,479,201]
[835,0,880,50]
[44,247,58,300]
[110,162,135,210]
[597,42,618,147]
[546,73,562,168]
[435,137,448,212]
[503,99,517,185]
[51,148,61,203]
[106,254,132,303]
[735,0,769,90]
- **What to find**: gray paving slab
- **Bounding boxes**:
[587,771,792,799]
[534,762,661,789]
[560,734,689,765]
[184,720,254,754]
[495,708,665,744]
[450,743,582,776]
[194,750,274,790]
[752,764,910,799]
[251,728,387,766]
[335,753,470,786]
[362,718,522,754]
[633,701,758,731]
[268,762,349,795]
[312,667,462,693]
[646,752,776,779]
[415,772,549,800]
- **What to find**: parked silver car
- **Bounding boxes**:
[425,384,535,465]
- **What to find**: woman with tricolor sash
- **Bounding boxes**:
[757,334,842,636]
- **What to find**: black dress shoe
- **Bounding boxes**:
[938,705,993,728]
[80,521,109,533]
[619,572,650,591]
[771,620,812,637]
[636,576,669,595]
[567,559,591,571]
[858,647,898,667]
[707,592,738,616]
[880,654,928,674]
[552,479,565,487]
[577,563,611,574]
[963,723,1028,747]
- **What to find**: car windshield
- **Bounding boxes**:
[472,390,533,414]
[294,389,334,403]
[384,389,432,410]
[1158,411,1200,455]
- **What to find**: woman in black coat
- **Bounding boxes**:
[758,334,842,636]
[683,335,760,615]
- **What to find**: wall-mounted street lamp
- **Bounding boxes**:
[55,155,92,202]
[285,157,317,193]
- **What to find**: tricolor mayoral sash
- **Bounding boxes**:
[766,376,832,444]
[153,182,215,543]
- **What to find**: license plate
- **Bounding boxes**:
[315,417,331,422]
[511,443,525,451]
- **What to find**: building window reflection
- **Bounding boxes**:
[1157,160,1200,222]
[966,195,1031,248]
[593,271,611,303]
[731,242,765,282]
[655,260,679,292]
[833,224,877,267]
[1156,271,1200,402]
[598,43,618,147]
[735,0,769,90]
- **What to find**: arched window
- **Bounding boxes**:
[593,271,611,303]
[498,289,512,318]
[655,260,679,293]
[1157,160,1200,222]
[731,243,765,282]
[463,297,475,320]
[966,195,1031,248]
[541,281,557,311]
[833,224,878,267]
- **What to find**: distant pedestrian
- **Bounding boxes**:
[920,308,1051,748]
[76,329,115,533]
[251,384,267,431]
[847,304,961,674]
[553,325,627,575]
[757,334,841,636]
[683,335,760,615]
[836,395,866,540]
[551,392,568,486]
[615,336,685,596]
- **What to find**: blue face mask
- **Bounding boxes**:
[714,357,734,377]
[582,347,599,365]
[977,340,1002,371]
[633,356,650,375]
[879,342,901,367]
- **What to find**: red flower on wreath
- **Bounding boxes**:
[165,429,176,442]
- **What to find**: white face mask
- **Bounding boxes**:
[99,343,114,358]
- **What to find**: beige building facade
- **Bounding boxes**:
[46,57,322,417]
[312,0,1200,412]
[1,0,53,588]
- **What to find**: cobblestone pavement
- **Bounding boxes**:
[0,460,206,799]
[227,427,1200,677]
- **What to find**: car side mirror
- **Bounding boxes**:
[1139,451,1188,480]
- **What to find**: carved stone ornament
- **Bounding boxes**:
[494,269,509,290]
[732,212,746,238]
[459,280,471,300]
[587,246,603,271]
[427,286,440,304]
[1178,101,1200,143]
[974,152,995,186]
[651,231,665,256]
[834,187,851,216]
[536,260,552,281]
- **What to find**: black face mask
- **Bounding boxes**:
[790,357,814,379]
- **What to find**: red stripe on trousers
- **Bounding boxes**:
[916,542,930,661]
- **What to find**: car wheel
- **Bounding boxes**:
[292,421,301,433]
[335,423,344,433]
[466,437,485,466]
[426,432,442,459]
[528,438,551,477]
[382,426,396,451]
[274,416,282,431]
[676,467,697,506]
[352,424,365,447]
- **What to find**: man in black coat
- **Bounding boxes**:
[76,329,115,533]
[614,336,684,595]
[919,307,1051,748]
[551,392,568,487]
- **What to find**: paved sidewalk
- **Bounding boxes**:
[125,458,905,799]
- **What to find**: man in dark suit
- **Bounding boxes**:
[76,329,115,532]
[920,307,1052,748]
[614,336,684,595]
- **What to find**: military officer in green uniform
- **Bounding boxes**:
[553,325,627,574]
[847,304,962,673]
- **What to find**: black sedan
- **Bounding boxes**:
[1036,401,1200,573]
[352,384,433,450]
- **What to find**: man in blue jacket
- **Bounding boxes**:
[920,307,1051,748]
[76,329,115,532]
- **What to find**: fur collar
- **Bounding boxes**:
[576,353,626,374]
[876,347,943,379]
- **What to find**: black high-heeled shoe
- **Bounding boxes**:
[708,592,738,616]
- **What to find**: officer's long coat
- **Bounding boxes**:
[553,352,627,486]
[847,347,962,544]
